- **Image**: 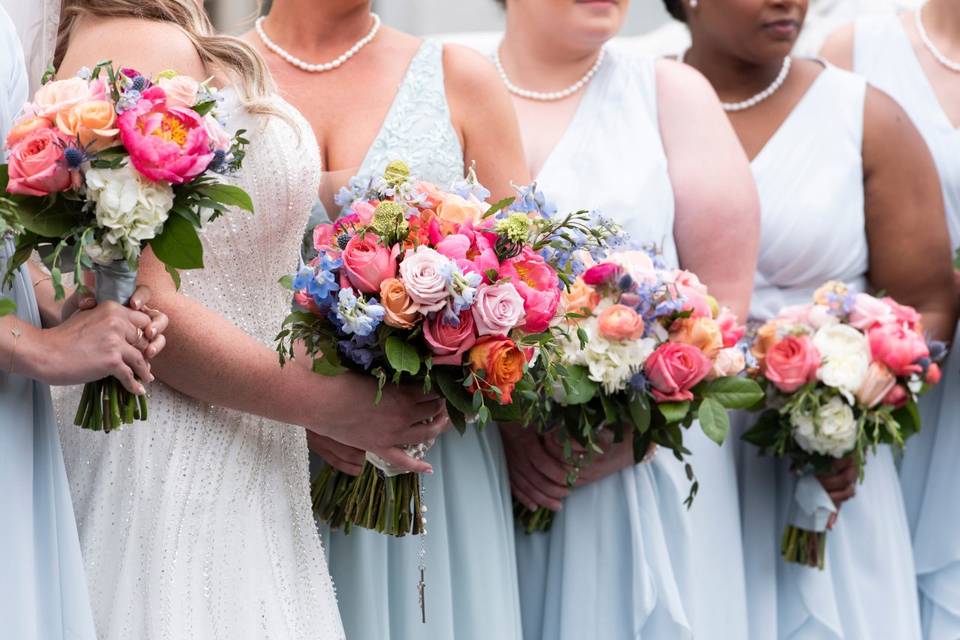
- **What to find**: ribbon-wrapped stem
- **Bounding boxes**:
[781,473,837,569]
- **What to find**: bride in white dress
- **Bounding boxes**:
[51,2,450,638]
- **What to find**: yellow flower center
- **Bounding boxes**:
[151,113,188,147]
[512,262,539,288]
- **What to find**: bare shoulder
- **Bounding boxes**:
[862,84,926,169]
[442,42,502,97]
[820,23,855,70]
[654,57,721,111]
[59,16,206,80]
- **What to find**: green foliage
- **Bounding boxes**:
[384,336,421,376]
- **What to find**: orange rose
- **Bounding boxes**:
[750,321,781,366]
[56,100,119,151]
[597,304,645,341]
[562,277,600,319]
[468,337,526,404]
[6,116,52,147]
[669,316,723,359]
[380,278,421,329]
[435,193,483,230]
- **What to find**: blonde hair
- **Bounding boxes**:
[55,0,278,116]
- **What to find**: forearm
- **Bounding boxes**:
[0,316,53,382]
[26,260,67,328]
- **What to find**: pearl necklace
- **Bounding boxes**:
[493,46,606,101]
[915,2,960,73]
[255,14,381,73]
[683,52,792,112]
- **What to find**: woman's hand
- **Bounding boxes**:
[815,455,859,508]
[307,432,365,476]
[501,423,571,512]
[542,433,642,489]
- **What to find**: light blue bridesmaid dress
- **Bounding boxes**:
[0,8,97,637]
[854,15,960,638]
[309,40,524,640]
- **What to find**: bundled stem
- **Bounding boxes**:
[73,376,146,432]
[781,525,827,569]
[514,502,557,534]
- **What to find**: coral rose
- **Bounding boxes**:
[563,277,601,317]
[468,336,526,404]
[56,100,118,151]
[669,316,723,359]
[6,127,72,196]
[6,116,52,147]
[341,234,398,293]
[763,335,821,393]
[644,342,712,403]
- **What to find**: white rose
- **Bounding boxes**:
[791,396,859,458]
[813,323,870,397]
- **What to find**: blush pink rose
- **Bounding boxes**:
[156,75,200,109]
[117,86,213,184]
[582,262,620,286]
[644,342,713,403]
[423,309,478,365]
[31,77,95,120]
[709,347,747,380]
[399,246,453,313]
[6,128,72,196]
[849,293,894,330]
[671,270,712,318]
[855,362,896,409]
[341,234,398,293]
[868,322,929,376]
[499,247,561,333]
[763,335,821,393]
[435,223,499,280]
[5,116,53,148]
[203,114,232,153]
[350,200,377,225]
[716,307,745,348]
[472,282,526,336]
[294,290,325,316]
[610,250,657,284]
[598,304,645,341]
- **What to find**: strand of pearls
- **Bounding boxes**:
[915,2,960,73]
[493,46,606,101]
[683,51,792,112]
[255,14,381,73]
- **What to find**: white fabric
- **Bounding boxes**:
[0,0,60,95]
[53,92,344,639]
[0,2,27,144]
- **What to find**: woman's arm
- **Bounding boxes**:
[862,86,957,340]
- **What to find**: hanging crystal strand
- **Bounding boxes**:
[417,479,428,624]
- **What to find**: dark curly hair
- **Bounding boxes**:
[663,0,687,22]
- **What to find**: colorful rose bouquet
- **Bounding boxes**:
[276,161,620,536]
[1,61,252,431]
[514,248,764,532]
[742,281,943,568]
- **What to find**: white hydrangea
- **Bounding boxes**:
[563,313,656,394]
[813,323,870,399]
[84,163,174,264]
[791,395,859,458]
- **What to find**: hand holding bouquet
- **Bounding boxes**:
[743,281,943,568]
[515,248,763,532]
[2,62,253,431]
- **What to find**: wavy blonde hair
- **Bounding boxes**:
[55,0,278,116]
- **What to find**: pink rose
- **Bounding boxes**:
[203,114,232,153]
[709,347,747,380]
[868,322,929,377]
[31,77,94,120]
[670,270,712,318]
[855,362,896,409]
[6,116,53,148]
[763,335,821,393]
[294,290,325,316]
[849,293,894,330]
[598,304,645,341]
[341,234,398,293]
[313,223,337,254]
[472,282,526,336]
[582,262,620,286]
[435,223,499,280]
[399,246,453,313]
[423,309,478,365]
[117,86,213,184]
[883,384,909,409]
[716,307,745,348]
[499,247,561,333]
[645,342,713,403]
[351,200,377,225]
[6,128,72,196]
[882,297,923,331]
[156,75,200,109]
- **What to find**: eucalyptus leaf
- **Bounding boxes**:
[562,365,598,405]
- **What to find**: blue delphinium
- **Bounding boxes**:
[333,288,386,337]
[449,176,491,202]
[826,292,856,317]
[293,252,342,307]
[509,183,557,218]
[442,264,483,325]
[339,333,380,370]
[115,89,141,113]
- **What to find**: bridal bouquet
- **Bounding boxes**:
[515,248,763,532]
[1,61,252,432]
[743,281,942,568]
[276,161,620,536]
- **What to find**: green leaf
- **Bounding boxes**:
[703,376,765,409]
[0,298,16,316]
[892,401,921,439]
[435,368,474,418]
[447,402,467,435]
[149,214,204,269]
[165,263,181,290]
[192,99,217,117]
[14,198,76,237]
[481,196,515,219]
[477,405,491,426]
[561,365,598,405]
[658,401,690,424]
[278,274,293,290]
[312,357,347,376]
[741,410,782,448]
[698,397,730,446]
[384,335,421,376]
[628,395,651,434]
[200,183,254,213]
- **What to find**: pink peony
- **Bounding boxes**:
[399,246,453,313]
[423,310,478,366]
[499,247,561,333]
[868,322,929,377]
[882,297,923,331]
[582,262,620,286]
[6,127,72,196]
[763,335,821,393]
[472,282,526,336]
[855,362,897,409]
[117,86,213,184]
[341,234,398,293]
[849,293,894,330]
[435,223,499,280]
[716,307,745,348]
[645,342,713,403]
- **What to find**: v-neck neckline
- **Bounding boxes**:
[893,16,960,132]
[751,64,830,166]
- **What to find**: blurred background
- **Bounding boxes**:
[203,1,673,36]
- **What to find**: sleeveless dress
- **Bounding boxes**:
[854,17,960,638]
[52,91,345,640]
[511,49,749,640]
[310,39,524,640]
[0,10,96,638]
[739,63,922,640]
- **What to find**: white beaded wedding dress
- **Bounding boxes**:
[53,91,345,640]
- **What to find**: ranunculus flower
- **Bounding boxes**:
[468,336,526,403]
[472,282,525,336]
[849,293,894,330]
[499,247,561,333]
[669,316,723,359]
[341,234,398,293]
[435,192,483,231]
[763,335,821,393]
[424,310,477,365]
[709,346,747,380]
[926,363,942,386]
[582,262,620,286]
[813,324,871,396]
[380,277,420,329]
[716,307,745,348]
[56,100,118,151]
[644,342,712,403]
[117,86,213,183]
[596,304,643,341]
[435,223,499,279]
[156,75,199,109]
[855,362,896,409]
[6,128,72,196]
[868,322,929,377]
[399,246,453,313]
[670,270,712,318]
[31,77,94,120]
[882,384,909,409]
[562,277,600,318]
[5,116,52,147]
[791,396,857,458]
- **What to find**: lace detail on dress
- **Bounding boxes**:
[54,93,344,640]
